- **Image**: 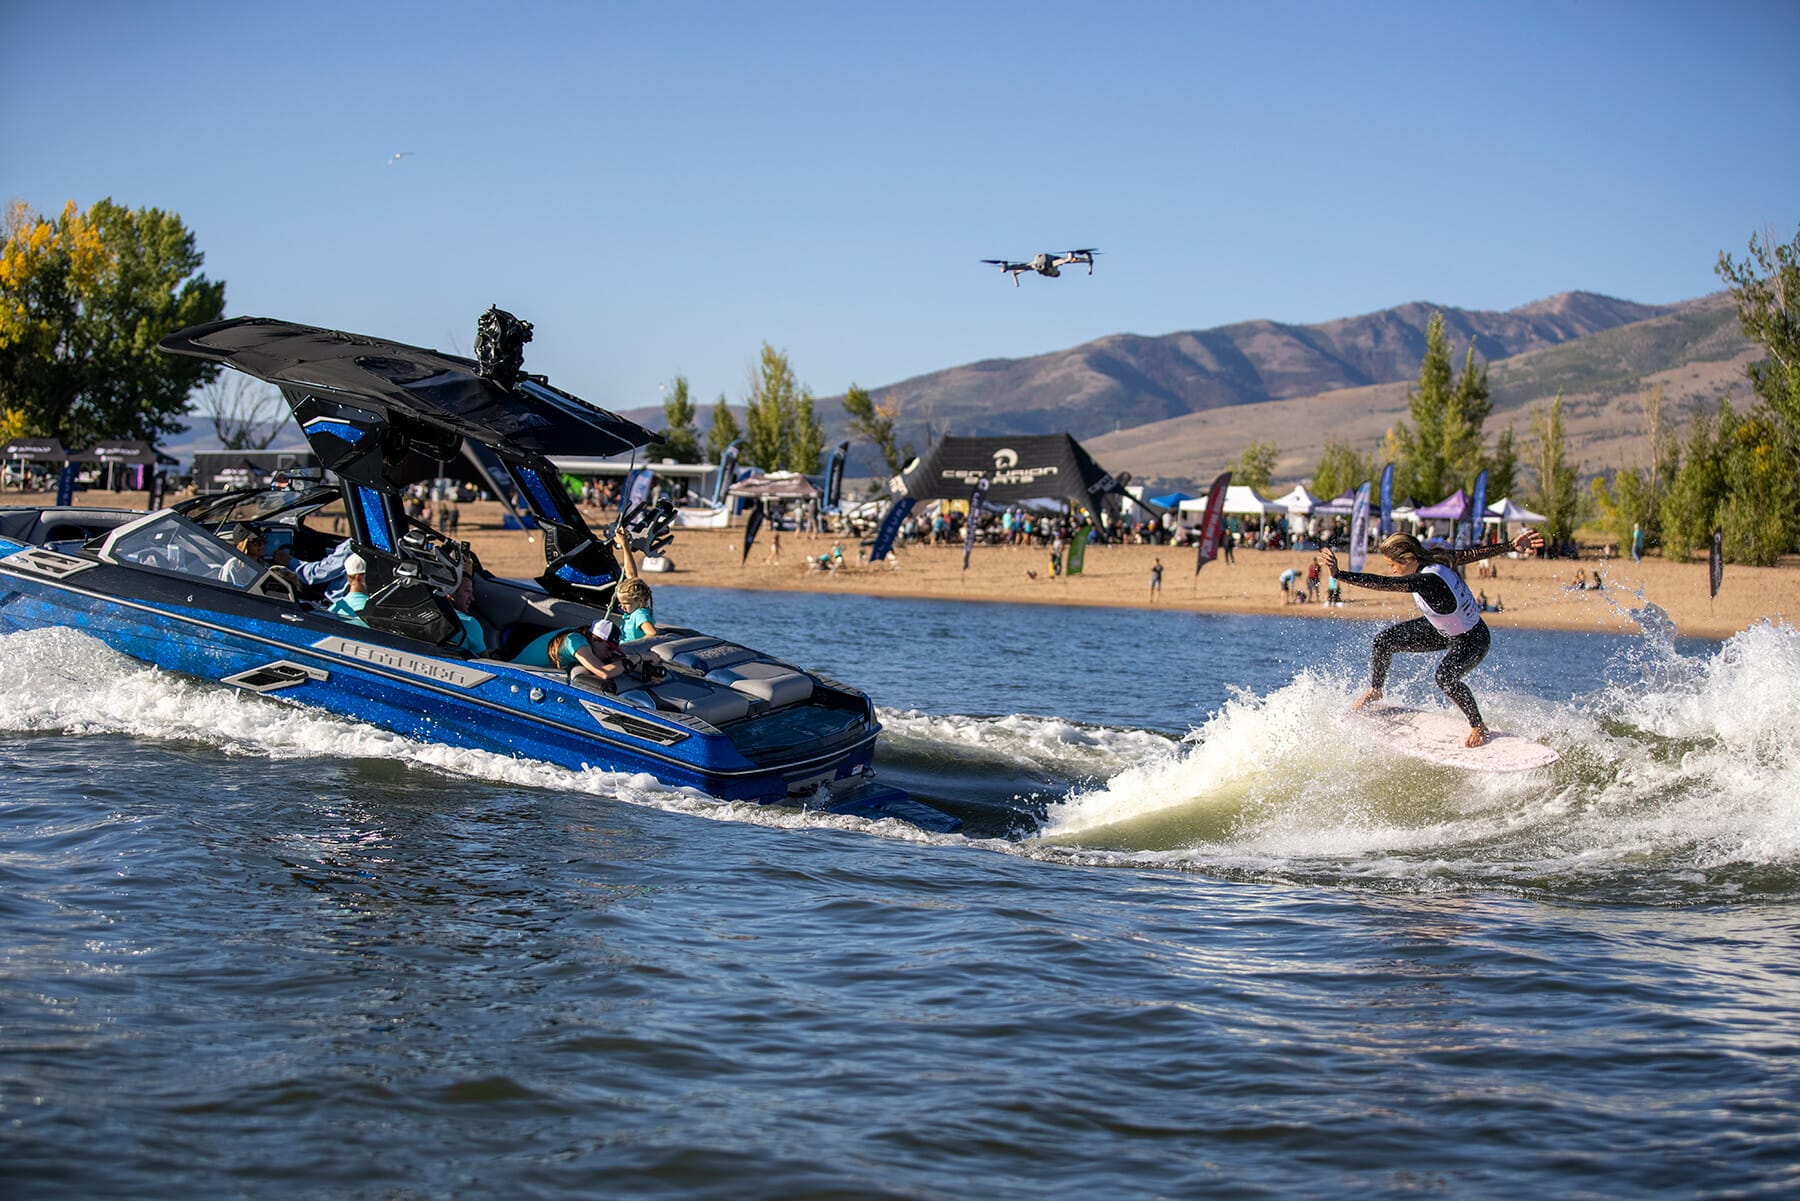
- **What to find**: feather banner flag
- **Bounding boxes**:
[962,476,990,571]
[740,502,765,565]
[1378,462,1394,537]
[1710,529,1724,599]
[711,440,743,507]
[1194,471,1232,575]
[1066,524,1091,576]
[869,497,915,563]
[824,441,849,509]
[1348,481,1372,572]
[1468,469,1488,550]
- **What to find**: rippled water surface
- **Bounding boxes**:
[5,584,1799,1199]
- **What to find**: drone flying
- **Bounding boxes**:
[980,249,1101,286]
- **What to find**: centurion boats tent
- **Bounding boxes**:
[896,435,1136,515]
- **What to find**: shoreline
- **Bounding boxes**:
[10,491,1790,640]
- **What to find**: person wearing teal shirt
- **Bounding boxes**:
[613,526,660,641]
[328,552,371,626]
[444,572,488,653]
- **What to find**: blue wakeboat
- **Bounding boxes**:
[0,312,956,831]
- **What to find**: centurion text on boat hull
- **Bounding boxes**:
[0,313,953,830]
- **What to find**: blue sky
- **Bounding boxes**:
[5,0,1796,419]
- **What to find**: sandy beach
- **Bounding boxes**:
[11,491,1790,640]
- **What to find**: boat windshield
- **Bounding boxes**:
[99,512,272,591]
[176,485,340,529]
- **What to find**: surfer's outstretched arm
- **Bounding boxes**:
[1450,526,1544,566]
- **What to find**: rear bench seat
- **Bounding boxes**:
[637,635,814,709]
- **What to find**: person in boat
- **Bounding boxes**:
[289,537,356,601]
[612,526,660,640]
[328,553,371,625]
[510,618,634,689]
[443,571,490,654]
[1318,526,1544,748]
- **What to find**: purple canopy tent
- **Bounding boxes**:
[1413,489,1469,520]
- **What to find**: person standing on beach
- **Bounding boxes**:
[1318,526,1544,747]
[1150,557,1163,601]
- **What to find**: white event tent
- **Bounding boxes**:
[1484,497,1547,528]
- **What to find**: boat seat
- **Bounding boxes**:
[706,661,813,707]
[646,636,761,673]
[619,676,753,725]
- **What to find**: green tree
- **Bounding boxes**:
[1,198,226,443]
[1526,393,1579,545]
[743,342,822,473]
[658,374,701,463]
[1717,225,1800,455]
[1392,314,1491,502]
[1485,424,1518,502]
[705,394,740,461]
[1310,439,1373,498]
[1232,439,1278,491]
[843,382,913,478]
[1717,409,1799,565]
[1589,468,1655,554]
[1659,399,1800,565]
[1658,404,1727,563]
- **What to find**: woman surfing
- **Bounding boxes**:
[1319,526,1545,747]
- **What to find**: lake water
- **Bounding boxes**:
[4,585,1798,1199]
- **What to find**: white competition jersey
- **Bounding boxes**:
[1414,564,1482,636]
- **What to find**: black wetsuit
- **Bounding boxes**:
[1334,563,1492,727]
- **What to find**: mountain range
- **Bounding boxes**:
[628,289,1759,491]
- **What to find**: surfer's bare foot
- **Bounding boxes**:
[1351,688,1382,710]
[1464,725,1489,748]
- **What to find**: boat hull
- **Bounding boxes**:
[0,541,877,803]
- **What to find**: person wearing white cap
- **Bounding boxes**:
[328,552,371,625]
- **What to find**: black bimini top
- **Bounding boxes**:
[159,317,658,459]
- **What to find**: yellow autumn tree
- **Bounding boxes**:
[1,197,226,444]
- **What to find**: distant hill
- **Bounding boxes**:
[1087,293,1756,489]
[620,289,1758,489]
[811,291,1677,453]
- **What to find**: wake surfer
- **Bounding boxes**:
[1319,527,1544,747]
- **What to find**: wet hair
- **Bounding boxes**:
[618,578,652,612]
[1376,531,1453,569]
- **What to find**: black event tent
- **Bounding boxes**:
[69,439,178,467]
[896,434,1134,513]
[3,437,71,461]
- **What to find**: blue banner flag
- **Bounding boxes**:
[824,441,849,510]
[711,440,743,507]
[962,477,989,570]
[1349,481,1371,572]
[1469,468,1489,549]
[55,463,75,507]
[1378,462,1394,537]
[625,468,654,513]
[869,497,915,563]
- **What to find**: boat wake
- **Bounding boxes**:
[5,619,1798,900]
[1031,619,1800,903]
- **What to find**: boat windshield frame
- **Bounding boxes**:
[97,510,290,595]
